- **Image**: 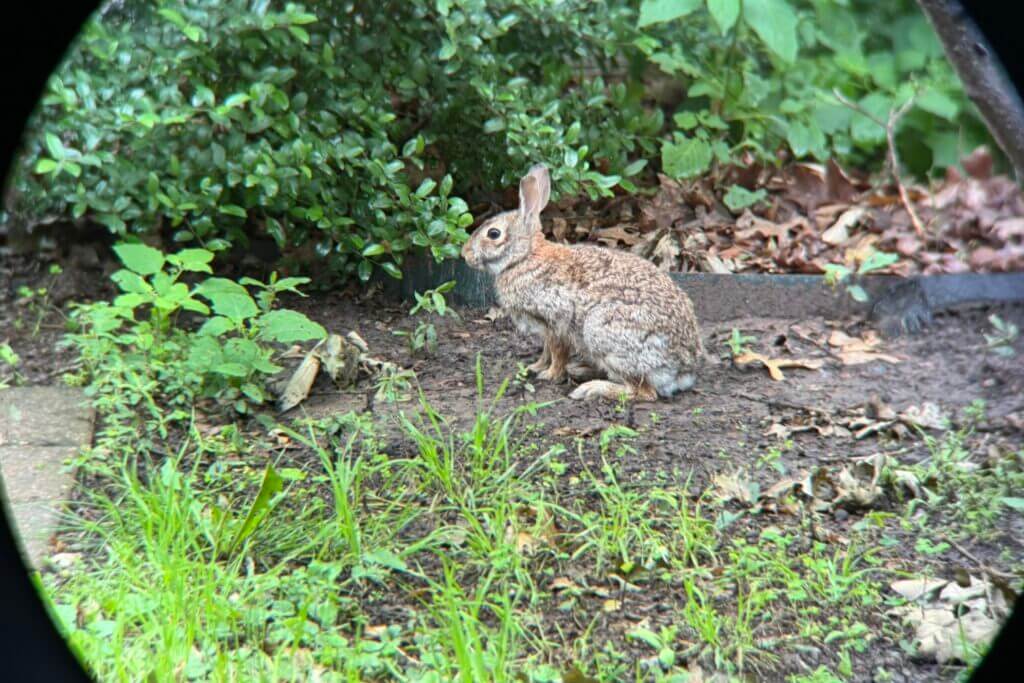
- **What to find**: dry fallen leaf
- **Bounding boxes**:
[278,344,322,413]
[592,225,641,247]
[712,471,760,505]
[828,330,902,365]
[899,402,949,431]
[904,606,1000,665]
[891,578,948,602]
[550,577,579,592]
[822,207,868,245]
[733,351,824,380]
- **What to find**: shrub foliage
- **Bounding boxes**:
[6,0,989,279]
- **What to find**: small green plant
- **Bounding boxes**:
[903,400,1024,540]
[725,328,756,356]
[374,365,417,404]
[512,361,536,394]
[627,624,679,671]
[394,280,457,356]
[823,248,900,303]
[984,314,1019,357]
[68,242,325,413]
[0,342,21,389]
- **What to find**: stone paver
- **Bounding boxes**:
[0,387,93,568]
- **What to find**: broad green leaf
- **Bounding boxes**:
[431,292,446,316]
[707,0,740,34]
[182,25,204,42]
[662,137,712,179]
[198,316,235,337]
[743,0,799,63]
[257,310,327,343]
[45,133,64,159]
[917,90,960,122]
[113,243,165,276]
[850,93,892,146]
[638,0,701,27]
[787,120,826,158]
[1001,497,1024,511]
[195,278,259,321]
[34,158,58,174]
[846,284,869,302]
[858,250,899,274]
[723,185,768,212]
[627,627,663,650]
[174,248,214,273]
[380,262,402,279]
[363,548,409,573]
[623,159,648,176]
[215,362,250,378]
[415,178,437,198]
[157,8,187,28]
[218,204,247,218]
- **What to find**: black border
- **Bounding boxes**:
[0,2,1019,681]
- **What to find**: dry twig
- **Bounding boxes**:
[832,89,927,236]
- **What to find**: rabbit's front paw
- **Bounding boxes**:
[526,354,550,375]
[537,365,567,383]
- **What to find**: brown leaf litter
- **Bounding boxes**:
[542,146,1024,276]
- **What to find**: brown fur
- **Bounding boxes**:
[462,164,704,401]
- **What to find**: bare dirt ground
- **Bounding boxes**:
[276,290,1024,681]
[4,255,1023,681]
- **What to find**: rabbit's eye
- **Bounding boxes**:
[486,228,501,240]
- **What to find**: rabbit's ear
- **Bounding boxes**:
[519,164,550,224]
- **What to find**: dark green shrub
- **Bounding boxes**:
[6,0,993,281]
[637,0,991,180]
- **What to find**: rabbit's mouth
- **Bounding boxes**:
[461,245,482,269]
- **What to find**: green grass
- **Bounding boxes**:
[37,361,1024,681]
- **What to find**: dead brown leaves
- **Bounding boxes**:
[733,351,823,381]
[827,330,903,365]
[889,573,1014,665]
[544,146,1023,276]
[275,331,398,412]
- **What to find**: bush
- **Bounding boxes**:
[636,0,991,180]
[6,0,992,280]
[67,241,326,415]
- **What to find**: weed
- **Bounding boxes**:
[823,248,900,303]
[394,280,457,356]
[984,314,1019,357]
[0,342,20,389]
[725,328,756,356]
[66,242,324,414]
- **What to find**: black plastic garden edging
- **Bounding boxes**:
[382,252,1024,326]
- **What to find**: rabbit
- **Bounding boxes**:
[461,163,704,401]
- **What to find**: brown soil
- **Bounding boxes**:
[5,257,1023,681]
[274,289,1024,682]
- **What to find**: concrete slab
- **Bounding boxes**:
[4,500,65,569]
[0,446,78,503]
[0,386,94,447]
[0,387,92,569]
